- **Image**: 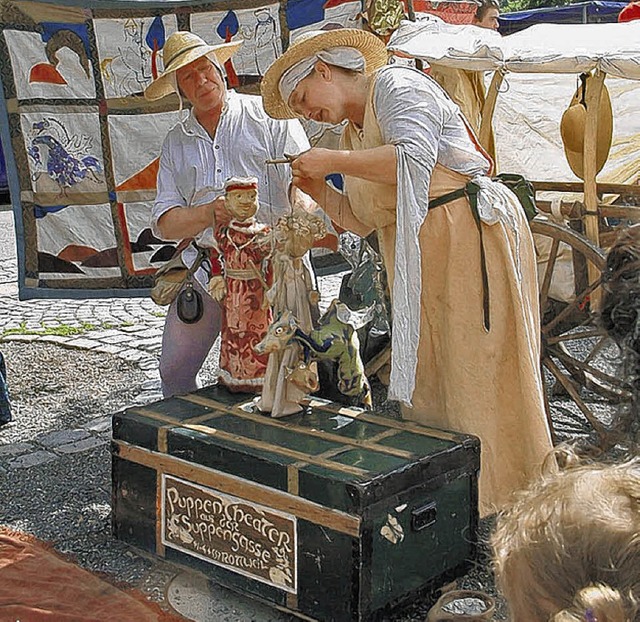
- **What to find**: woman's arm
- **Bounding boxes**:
[292,174,373,238]
[291,145,397,186]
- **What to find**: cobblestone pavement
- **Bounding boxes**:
[0,210,166,399]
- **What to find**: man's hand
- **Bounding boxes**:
[157,196,226,241]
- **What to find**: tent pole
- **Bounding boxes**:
[582,68,606,309]
[479,68,504,158]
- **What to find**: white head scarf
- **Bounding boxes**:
[278,47,366,106]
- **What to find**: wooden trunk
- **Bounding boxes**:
[112,385,480,622]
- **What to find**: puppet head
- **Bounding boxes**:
[274,208,326,258]
[224,176,259,223]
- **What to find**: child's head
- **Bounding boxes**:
[224,176,259,222]
[275,208,326,258]
[492,449,640,622]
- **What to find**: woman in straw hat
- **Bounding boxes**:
[144,31,315,398]
[261,28,553,515]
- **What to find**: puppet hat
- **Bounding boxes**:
[560,73,613,180]
[144,31,242,101]
[260,28,388,119]
[224,176,259,192]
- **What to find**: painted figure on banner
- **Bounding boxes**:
[255,209,326,417]
[29,29,91,86]
[98,16,167,98]
[254,7,279,74]
[208,177,273,392]
[26,117,103,197]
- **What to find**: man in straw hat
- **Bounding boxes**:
[260,28,553,516]
[145,31,315,398]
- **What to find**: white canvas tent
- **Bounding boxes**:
[388,18,640,186]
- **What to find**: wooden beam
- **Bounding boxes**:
[479,70,504,155]
[582,70,606,308]
[532,181,640,197]
[115,441,362,538]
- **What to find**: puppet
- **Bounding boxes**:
[256,301,373,409]
[208,177,272,392]
[255,208,326,416]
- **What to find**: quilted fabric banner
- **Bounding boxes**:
[0,0,362,299]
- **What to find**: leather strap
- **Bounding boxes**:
[429,182,491,332]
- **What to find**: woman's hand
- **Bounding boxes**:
[291,148,339,181]
[291,174,326,202]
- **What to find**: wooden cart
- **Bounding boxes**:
[388,19,640,448]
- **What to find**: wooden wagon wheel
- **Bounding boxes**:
[531,217,631,448]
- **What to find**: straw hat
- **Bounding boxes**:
[260,28,388,119]
[560,73,613,180]
[144,31,242,101]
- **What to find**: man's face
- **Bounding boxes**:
[176,56,225,114]
[225,188,258,222]
[475,7,500,30]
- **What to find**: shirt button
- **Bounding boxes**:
[215,145,220,149]
[216,168,221,173]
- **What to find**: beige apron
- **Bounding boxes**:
[339,86,553,516]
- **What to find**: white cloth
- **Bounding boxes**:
[152,90,310,284]
[371,66,491,405]
[472,175,522,280]
[279,46,366,103]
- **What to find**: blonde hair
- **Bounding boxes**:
[492,448,640,622]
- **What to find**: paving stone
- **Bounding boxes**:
[141,378,161,391]
[100,334,136,345]
[8,450,58,469]
[93,344,125,355]
[39,334,71,345]
[0,442,34,456]
[55,436,109,454]
[83,416,112,433]
[133,328,163,339]
[65,337,101,349]
[119,349,145,361]
[134,391,163,405]
[138,358,159,372]
[37,429,91,448]
[87,329,124,340]
[119,324,146,333]
[131,337,163,351]
[3,334,39,342]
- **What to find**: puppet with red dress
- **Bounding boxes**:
[208,177,273,392]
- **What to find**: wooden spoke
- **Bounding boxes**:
[543,276,602,335]
[532,217,631,448]
[546,327,608,345]
[539,237,560,311]
[550,345,629,398]
[542,356,611,444]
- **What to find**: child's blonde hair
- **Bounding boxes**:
[492,448,640,622]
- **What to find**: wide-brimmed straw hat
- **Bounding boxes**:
[560,73,613,180]
[260,28,388,119]
[144,31,242,101]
